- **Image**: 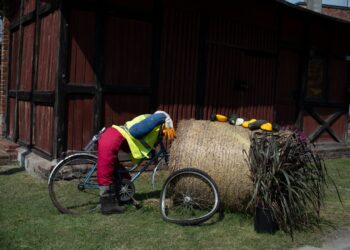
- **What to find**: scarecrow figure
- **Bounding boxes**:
[97,111,175,214]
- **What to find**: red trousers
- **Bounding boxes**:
[97,127,130,186]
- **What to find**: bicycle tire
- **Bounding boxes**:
[160,168,220,226]
[48,153,99,214]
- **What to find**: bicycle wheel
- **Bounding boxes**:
[48,153,99,214]
[160,168,220,225]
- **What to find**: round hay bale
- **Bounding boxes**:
[169,119,253,211]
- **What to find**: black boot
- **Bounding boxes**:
[99,186,127,214]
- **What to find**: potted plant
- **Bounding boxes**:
[244,131,337,237]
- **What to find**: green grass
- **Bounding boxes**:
[1,158,350,250]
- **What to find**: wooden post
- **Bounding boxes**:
[54,0,69,159]
[14,0,25,142]
[93,10,104,133]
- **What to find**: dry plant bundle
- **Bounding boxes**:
[169,119,253,211]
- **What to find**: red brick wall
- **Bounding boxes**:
[322,7,350,22]
[0,17,10,137]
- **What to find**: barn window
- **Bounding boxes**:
[306,56,327,99]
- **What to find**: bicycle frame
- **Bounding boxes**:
[80,138,169,190]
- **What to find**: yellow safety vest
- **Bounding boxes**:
[113,114,161,162]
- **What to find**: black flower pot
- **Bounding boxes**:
[254,207,278,234]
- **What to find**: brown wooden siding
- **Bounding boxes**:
[103,94,150,127]
[203,16,276,120]
[24,0,36,15]
[19,23,35,91]
[66,95,94,150]
[308,20,330,51]
[34,105,54,154]
[328,59,348,102]
[68,10,96,85]
[18,101,31,144]
[203,45,243,118]
[9,30,19,91]
[279,14,304,46]
[37,11,59,91]
[158,9,199,122]
[8,98,16,140]
[104,16,152,86]
[275,49,300,125]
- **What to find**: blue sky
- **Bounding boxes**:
[287,0,349,6]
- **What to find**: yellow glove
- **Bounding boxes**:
[163,127,176,140]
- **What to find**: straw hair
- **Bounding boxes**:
[169,119,253,211]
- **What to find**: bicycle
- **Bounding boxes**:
[48,128,221,225]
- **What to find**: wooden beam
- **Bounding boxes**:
[54,0,69,159]
[33,91,55,104]
[102,84,152,95]
[307,108,344,143]
[16,91,31,101]
[30,0,41,149]
[13,0,25,142]
[64,84,97,95]
[93,12,104,133]
[38,0,60,17]
[32,147,53,161]
[68,0,152,22]
[9,1,60,30]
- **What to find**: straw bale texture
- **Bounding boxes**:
[169,119,253,211]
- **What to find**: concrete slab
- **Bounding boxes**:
[314,143,350,159]
[22,152,56,179]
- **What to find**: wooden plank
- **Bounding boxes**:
[307,108,344,143]
[66,95,94,150]
[103,94,149,127]
[34,105,54,155]
[24,0,36,15]
[33,91,55,104]
[65,84,96,94]
[14,0,25,142]
[7,99,16,140]
[54,0,69,158]
[93,12,104,132]
[38,0,60,17]
[30,0,41,149]
[20,23,35,91]
[102,84,151,95]
[18,101,31,144]
[149,0,162,111]
[16,91,31,101]
[9,0,60,31]
[68,0,153,22]
[195,15,209,119]
[37,11,59,91]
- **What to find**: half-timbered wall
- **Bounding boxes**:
[7,0,60,158]
[6,0,350,160]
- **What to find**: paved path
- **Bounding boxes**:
[299,227,350,250]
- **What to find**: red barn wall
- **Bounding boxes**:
[5,0,350,159]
